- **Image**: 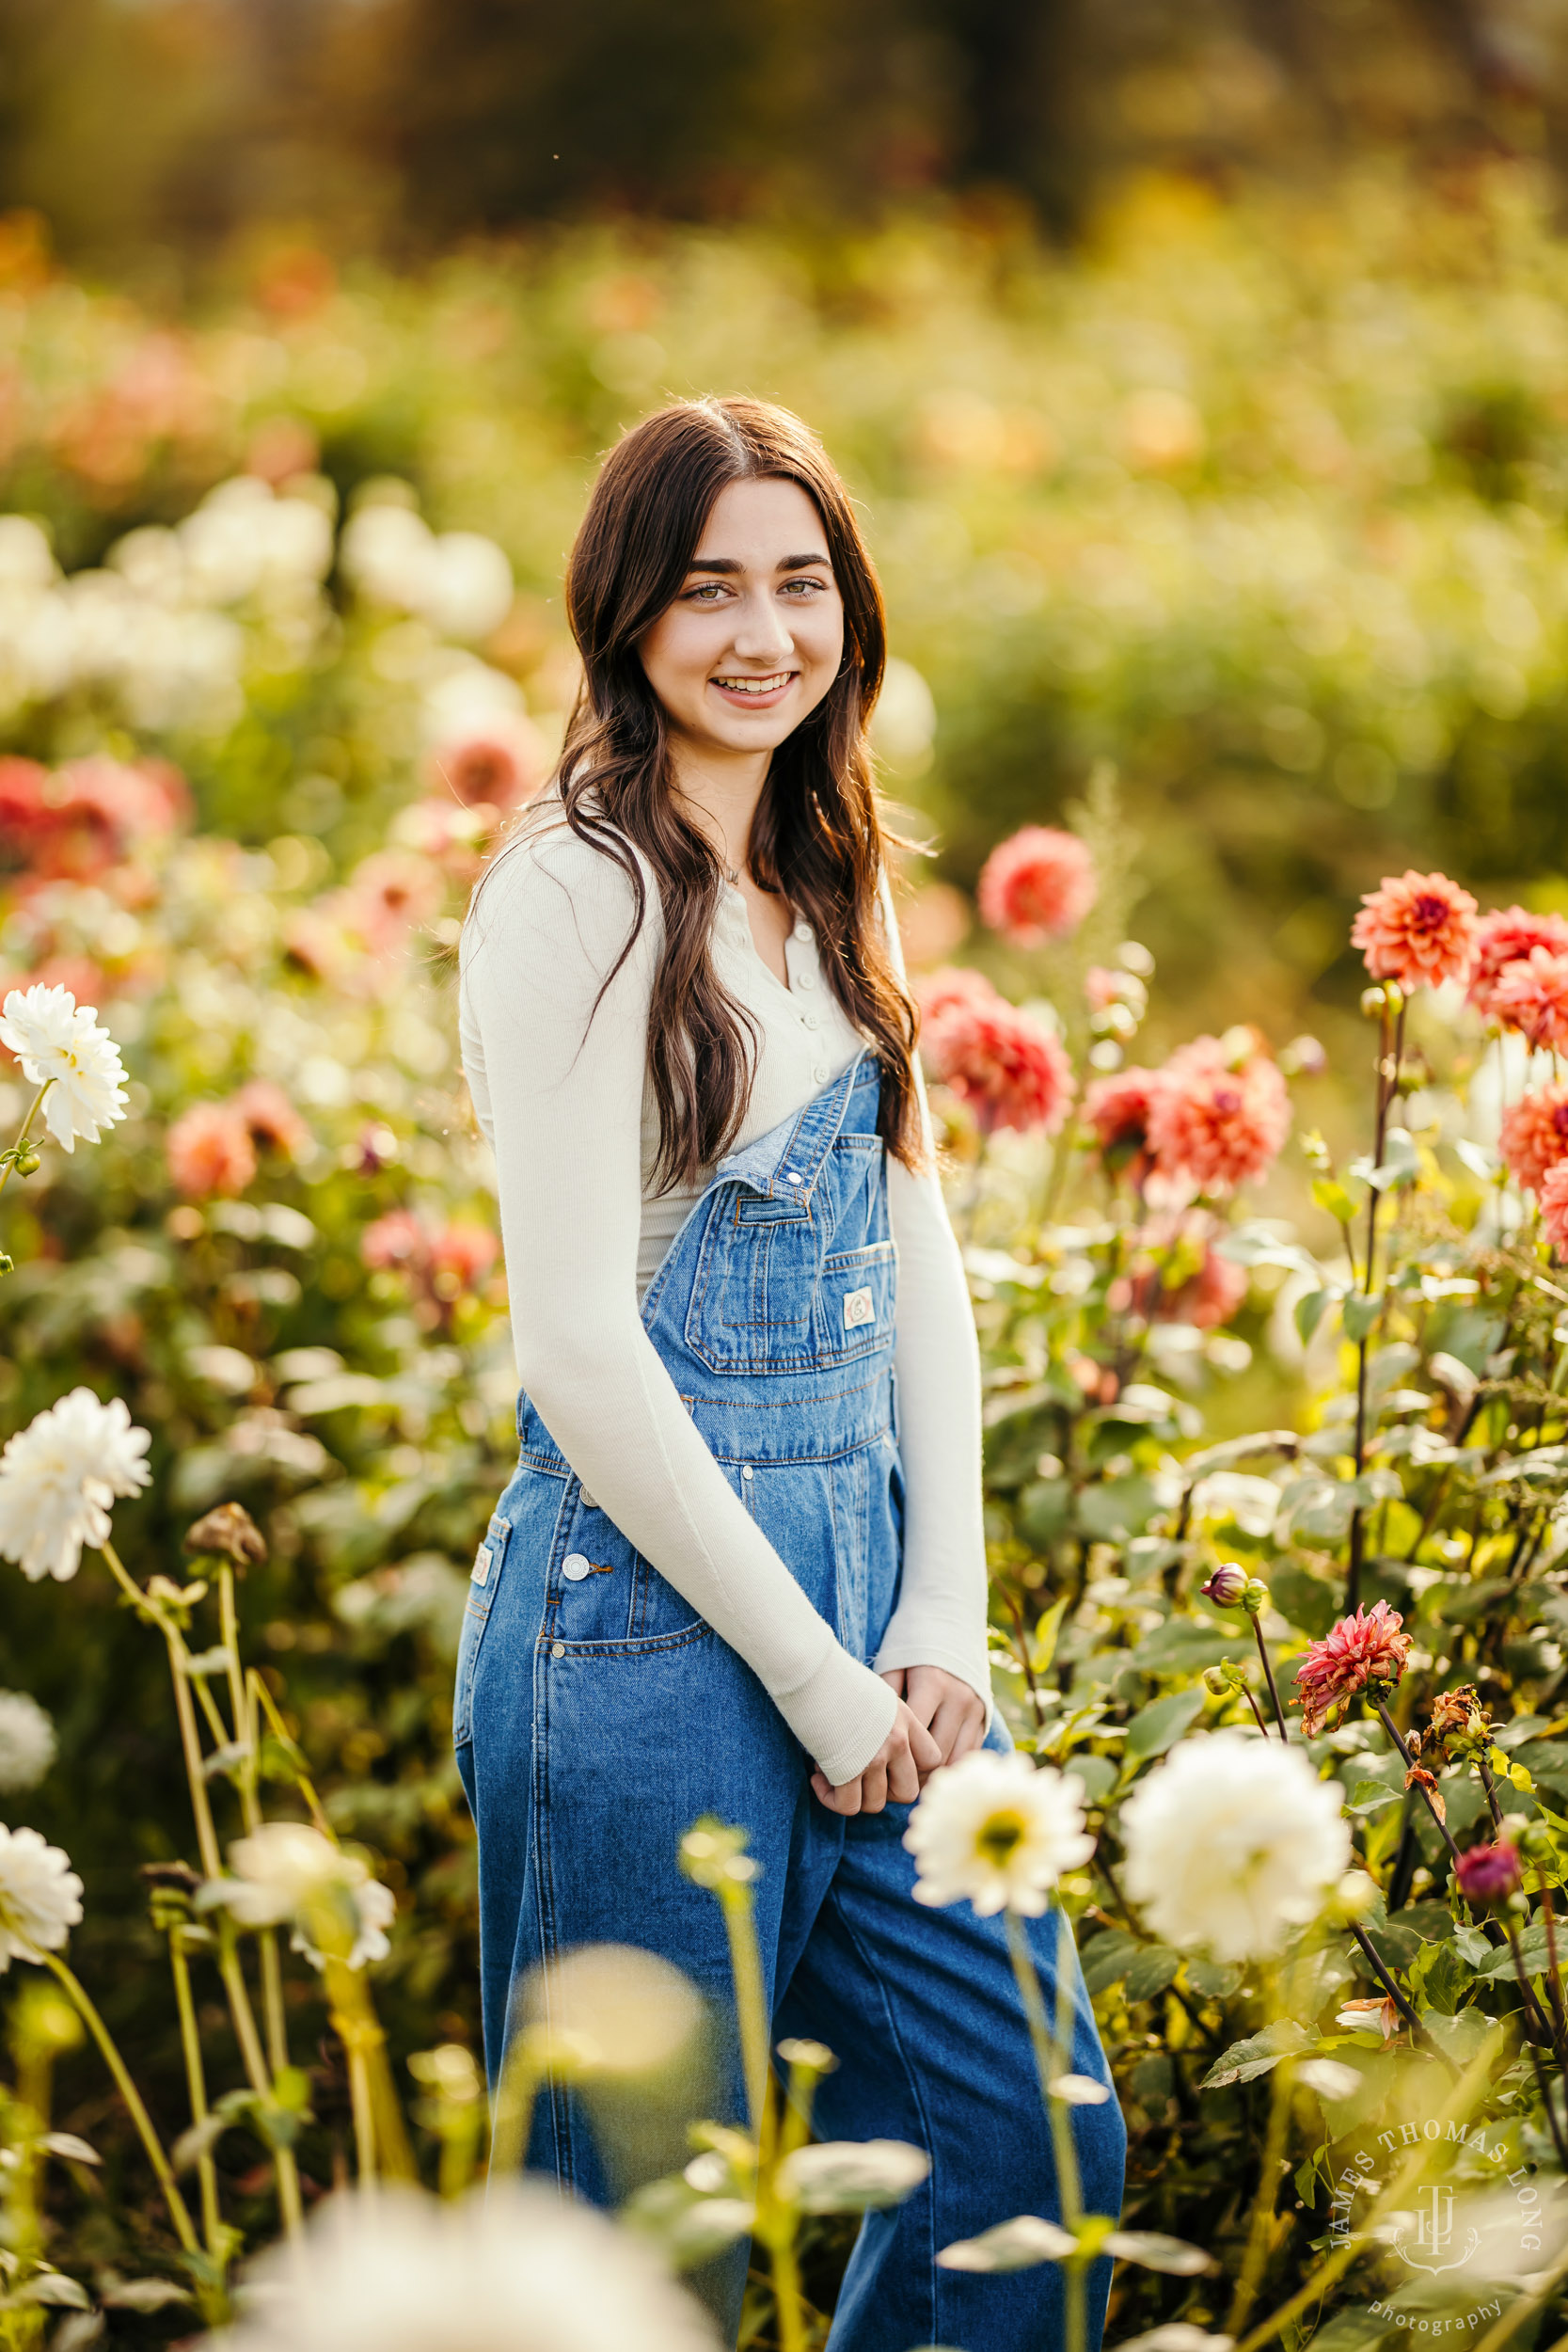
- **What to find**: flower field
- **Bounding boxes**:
[2,167,1568,2345]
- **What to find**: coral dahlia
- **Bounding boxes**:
[1084,1065,1162,1184]
[1294,1600,1413,1737]
[1542,1161,1568,1258]
[1351,870,1479,992]
[1468,906,1568,1022]
[1491,946,1568,1055]
[1499,1084,1568,1194]
[976,826,1097,946]
[919,968,1073,1136]
[166,1101,257,1199]
[1146,1036,1290,1196]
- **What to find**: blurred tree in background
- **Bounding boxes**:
[7,0,1568,263]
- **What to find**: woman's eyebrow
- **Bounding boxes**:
[684,551,832,574]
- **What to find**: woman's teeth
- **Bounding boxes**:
[714,673,792,694]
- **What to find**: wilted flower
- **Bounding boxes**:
[1543,1162,1568,1257]
[201,2181,716,2352]
[1492,946,1568,1055]
[0,984,129,1152]
[902,1750,1093,1917]
[166,1101,257,1199]
[221,1823,395,1973]
[919,968,1074,1136]
[1453,1839,1523,1907]
[1426,1684,1491,1755]
[1084,1065,1162,1184]
[0,1825,82,1968]
[1467,906,1568,1021]
[1350,870,1479,992]
[976,826,1097,946]
[184,1502,268,1570]
[1294,1600,1413,1737]
[1146,1036,1290,1196]
[0,1693,56,1793]
[1334,1994,1400,2041]
[1499,1084,1568,1194]
[0,1388,152,1582]
[1119,1729,1352,1962]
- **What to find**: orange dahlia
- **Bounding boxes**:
[1294,1599,1413,1737]
[1499,1084,1568,1194]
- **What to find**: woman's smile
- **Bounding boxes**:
[709,668,799,708]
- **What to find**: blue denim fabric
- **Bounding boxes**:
[456,1052,1126,2351]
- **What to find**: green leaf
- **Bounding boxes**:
[1198,2018,1313,2090]
[1124,1945,1182,2003]
[1076,1477,1158,1543]
[1346,1778,1403,1814]
[1122,1686,1206,1769]
[1342,1292,1381,1344]
[1080,1931,1141,1996]
[1311,1179,1357,1226]
[1451,1924,1494,1966]
[1294,1288,1330,1343]
[1186,1957,1244,1999]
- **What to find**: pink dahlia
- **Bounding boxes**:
[429,721,547,813]
[1085,1065,1162,1184]
[166,1102,257,1200]
[430,1220,500,1292]
[1351,870,1479,993]
[1468,906,1568,1022]
[341,850,444,958]
[1294,1599,1413,1738]
[1491,946,1568,1055]
[918,966,1073,1136]
[361,1209,429,1274]
[976,826,1097,947]
[231,1079,310,1162]
[1542,1161,1568,1257]
[1453,1839,1523,1907]
[1499,1084,1568,1194]
[1120,1213,1247,1328]
[1145,1036,1290,1197]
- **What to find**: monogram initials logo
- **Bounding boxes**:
[843,1286,875,1329]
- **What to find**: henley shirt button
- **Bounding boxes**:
[813,1065,829,1083]
[798,972,816,990]
[803,1013,819,1030]
[794,922,813,942]
[551,1641,566,1659]
[562,1553,592,1581]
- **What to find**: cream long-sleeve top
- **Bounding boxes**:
[456,804,991,1788]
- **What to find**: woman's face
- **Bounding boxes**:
[638,476,845,762]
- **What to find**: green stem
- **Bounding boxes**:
[43,1954,199,2254]
[169,1931,222,2259]
[716,1878,770,2139]
[1248,1613,1290,1739]
[1006,1905,1085,2352]
[0,1081,50,1210]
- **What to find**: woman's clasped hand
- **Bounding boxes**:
[808,1663,988,1818]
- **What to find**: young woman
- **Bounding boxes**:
[455,397,1124,2350]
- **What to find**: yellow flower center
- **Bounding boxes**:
[976,1808,1028,1868]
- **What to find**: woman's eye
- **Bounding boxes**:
[685,583,729,603]
[782,578,827,596]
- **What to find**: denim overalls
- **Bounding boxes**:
[455,1052,1125,2352]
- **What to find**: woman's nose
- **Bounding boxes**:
[729,590,794,660]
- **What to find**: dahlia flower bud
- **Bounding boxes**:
[1360,987,1388,1019]
[1242,1577,1269,1616]
[1453,1839,1522,1907]
[1200,1565,1248,1608]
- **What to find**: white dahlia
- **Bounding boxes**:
[0,1692,56,1793]
[1119,1729,1352,1963]
[221,1822,395,1973]
[0,1389,152,1582]
[0,1824,83,1968]
[202,2181,716,2352]
[902,1749,1094,1917]
[0,985,128,1152]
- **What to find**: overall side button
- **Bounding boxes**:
[562,1553,592,1581]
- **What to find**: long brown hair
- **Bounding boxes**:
[473,395,920,1190]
